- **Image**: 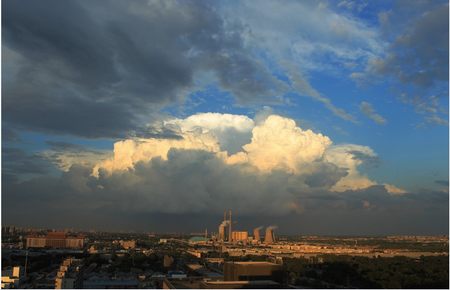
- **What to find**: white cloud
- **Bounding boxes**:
[41,150,110,172]
[228,115,332,174]
[217,0,384,122]
[383,183,407,195]
[92,131,220,177]
[93,113,404,196]
[164,113,255,153]
[165,112,255,133]
[224,0,383,71]
[324,144,377,191]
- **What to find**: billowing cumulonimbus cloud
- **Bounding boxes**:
[6,113,447,233]
[92,131,220,177]
[163,113,255,154]
[91,113,404,195]
[226,115,332,174]
[9,113,407,218]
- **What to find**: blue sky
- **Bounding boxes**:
[2,0,448,233]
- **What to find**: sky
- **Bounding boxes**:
[2,0,449,235]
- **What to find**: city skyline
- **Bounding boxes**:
[2,0,449,234]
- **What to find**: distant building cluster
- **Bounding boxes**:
[215,210,277,245]
[26,232,84,249]
[2,221,448,289]
[2,226,19,236]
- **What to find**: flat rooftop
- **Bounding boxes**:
[204,280,279,285]
[225,261,279,265]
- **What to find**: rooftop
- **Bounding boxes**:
[226,261,279,266]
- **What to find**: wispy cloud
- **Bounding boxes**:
[359,101,387,125]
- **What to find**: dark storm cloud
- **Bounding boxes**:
[46,141,91,151]
[2,0,284,138]
[435,180,449,187]
[349,150,380,168]
[372,4,449,87]
[3,148,448,234]
[303,162,348,188]
[2,147,54,175]
[126,127,183,140]
[2,127,21,143]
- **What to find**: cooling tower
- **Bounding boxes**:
[253,226,262,243]
[218,223,225,241]
[264,226,277,244]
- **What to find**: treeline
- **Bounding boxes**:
[280,237,448,252]
[284,254,449,288]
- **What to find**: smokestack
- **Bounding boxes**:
[253,226,263,243]
[219,217,229,242]
[264,226,277,244]
[228,210,232,242]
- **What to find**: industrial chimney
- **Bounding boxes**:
[228,210,232,242]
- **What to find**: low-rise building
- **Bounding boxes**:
[224,261,283,283]
[1,266,23,289]
[55,258,82,289]
[231,231,248,243]
[83,275,139,289]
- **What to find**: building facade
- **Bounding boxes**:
[26,232,84,249]
[231,231,248,242]
[224,261,283,283]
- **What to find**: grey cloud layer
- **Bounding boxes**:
[2,0,283,137]
[373,4,449,87]
[2,147,54,176]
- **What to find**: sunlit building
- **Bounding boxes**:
[1,267,23,289]
[55,258,82,289]
[26,236,46,248]
[26,232,84,249]
[46,232,67,248]
[231,231,248,242]
[119,240,136,250]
